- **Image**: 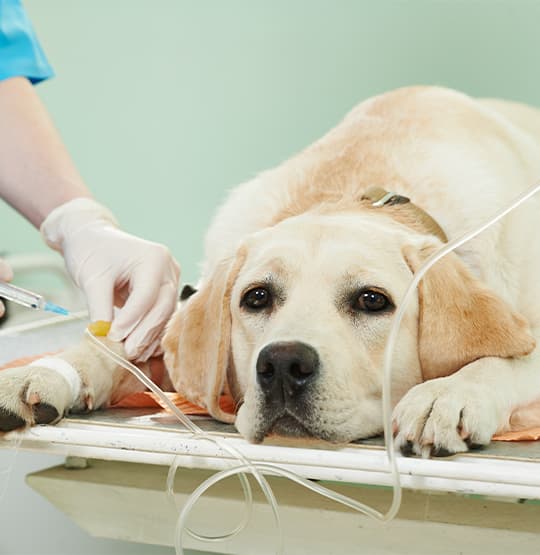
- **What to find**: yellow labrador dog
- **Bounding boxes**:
[1,86,539,457]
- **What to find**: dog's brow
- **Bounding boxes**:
[245,272,280,292]
[243,255,289,282]
[336,272,394,299]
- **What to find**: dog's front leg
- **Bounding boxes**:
[393,349,540,457]
[0,336,131,432]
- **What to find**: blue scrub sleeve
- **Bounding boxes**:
[0,0,54,84]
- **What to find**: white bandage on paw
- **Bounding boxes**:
[29,357,82,402]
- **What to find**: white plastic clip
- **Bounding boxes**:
[372,191,399,207]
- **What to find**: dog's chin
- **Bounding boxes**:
[269,414,311,438]
[237,404,383,445]
[251,413,354,446]
[250,413,312,444]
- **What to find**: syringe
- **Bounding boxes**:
[0,281,69,316]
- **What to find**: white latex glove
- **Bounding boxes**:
[0,257,14,318]
[41,198,180,361]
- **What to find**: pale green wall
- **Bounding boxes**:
[1,3,540,555]
[2,0,540,286]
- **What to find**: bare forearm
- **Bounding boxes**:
[0,77,91,227]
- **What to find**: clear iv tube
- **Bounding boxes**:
[83,330,284,553]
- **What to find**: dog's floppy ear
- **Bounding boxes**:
[403,241,535,381]
[162,246,247,423]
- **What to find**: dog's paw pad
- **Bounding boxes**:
[0,366,73,432]
[0,407,26,432]
[430,445,455,458]
[399,440,415,457]
[32,403,60,425]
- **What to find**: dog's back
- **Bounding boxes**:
[204,87,540,281]
[480,97,540,149]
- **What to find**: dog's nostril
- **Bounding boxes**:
[257,361,275,384]
[258,361,274,375]
[289,360,312,380]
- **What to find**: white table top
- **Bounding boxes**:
[2,315,540,503]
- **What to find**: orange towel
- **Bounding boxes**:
[110,390,236,414]
[0,353,537,441]
[492,428,540,441]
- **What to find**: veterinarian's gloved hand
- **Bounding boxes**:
[40,198,180,361]
[0,257,13,318]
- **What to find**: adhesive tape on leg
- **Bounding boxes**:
[29,357,82,402]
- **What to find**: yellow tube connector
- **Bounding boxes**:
[87,320,112,337]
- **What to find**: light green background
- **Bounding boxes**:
[1,0,539,285]
[1,2,540,555]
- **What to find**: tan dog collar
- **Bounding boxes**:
[362,185,448,243]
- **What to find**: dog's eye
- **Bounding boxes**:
[355,289,390,312]
[242,287,272,310]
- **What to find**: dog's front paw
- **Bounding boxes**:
[392,377,499,458]
[0,365,74,432]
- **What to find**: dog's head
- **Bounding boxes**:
[162,210,534,443]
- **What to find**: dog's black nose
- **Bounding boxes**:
[256,341,319,399]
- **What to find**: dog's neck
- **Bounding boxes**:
[361,185,448,243]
